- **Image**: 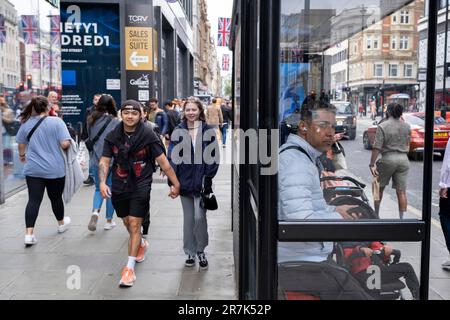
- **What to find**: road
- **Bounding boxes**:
[339,116,443,220]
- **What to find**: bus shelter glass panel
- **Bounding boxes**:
[277,0,433,300]
[277,241,422,300]
[1,0,62,197]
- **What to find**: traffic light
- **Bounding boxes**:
[27,75,32,90]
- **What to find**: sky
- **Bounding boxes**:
[206,0,233,77]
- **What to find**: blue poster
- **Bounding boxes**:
[279,62,309,121]
[60,3,121,129]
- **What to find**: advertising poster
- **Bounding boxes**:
[60,3,120,129]
[125,3,154,104]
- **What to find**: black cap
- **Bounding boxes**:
[121,100,142,113]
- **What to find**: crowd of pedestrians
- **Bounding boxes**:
[9,93,230,288]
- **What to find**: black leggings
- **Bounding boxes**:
[25,176,65,228]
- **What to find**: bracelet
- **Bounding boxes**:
[369,164,374,167]
[19,153,26,157]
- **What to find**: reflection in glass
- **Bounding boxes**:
[278,241,421,300]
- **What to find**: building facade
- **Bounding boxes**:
[0,0,20,101]
[325,1,423,111]
[192,0,221,97]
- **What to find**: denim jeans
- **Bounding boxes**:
[221,122,229,145]
[91,166,114,220]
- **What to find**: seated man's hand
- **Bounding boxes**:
[335,205,360,219]
[334,133,344,142]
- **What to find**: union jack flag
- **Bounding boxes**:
[43,51,58,69]
[217,17,231,47]
[222,54,230,71]
[49,15,60,46]
[21,15,39,45]
[0,14,6,44]
[32,51,40,69]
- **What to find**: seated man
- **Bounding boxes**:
[278,100,372,300]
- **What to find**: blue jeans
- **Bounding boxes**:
[91,166,114,220]
[221,123,229,145]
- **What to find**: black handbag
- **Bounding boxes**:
[3,120,21,136]
[200,176,218,210]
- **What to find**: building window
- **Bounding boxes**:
[366,37,372,49]
[389,64,399,77]
[373,38,379,49]
[374,64,383,77]
[404,64,413,77]
[400,10,410,24]
[392,36,396,49]
[400,35,408,49]
[392,15,397,23]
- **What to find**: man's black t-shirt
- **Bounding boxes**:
[102,125,165,193]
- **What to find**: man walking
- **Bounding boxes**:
[82,93,102,186]
[99,100,180,287]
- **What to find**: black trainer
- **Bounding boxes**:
[83,176,94,186]
[185,254,196,267]
[197,252,208,270]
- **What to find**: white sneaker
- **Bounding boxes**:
[57,216,71,233]
[104,221,117,230]
[24,234,37,246]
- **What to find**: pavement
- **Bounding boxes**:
[0,145,236,300]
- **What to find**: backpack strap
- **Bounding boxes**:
[279,145,313,163]
[91,116,113,145]
[27,116,47,141]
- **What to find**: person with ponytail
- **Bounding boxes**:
[369,103,411,219]
[86,94,120,232]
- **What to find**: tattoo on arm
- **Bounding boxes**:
[99,161,109,184]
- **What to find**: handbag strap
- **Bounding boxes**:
[91,116,113,145]
[27,116,47,141]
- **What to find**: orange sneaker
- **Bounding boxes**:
[119,267,136,287]
[136,239,149,263]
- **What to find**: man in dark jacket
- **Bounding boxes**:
[99,100,180,288]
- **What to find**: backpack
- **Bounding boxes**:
[166,109,180,137]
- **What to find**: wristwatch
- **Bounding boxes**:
[369,164,374,168]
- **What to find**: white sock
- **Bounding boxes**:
[127,256,136,270]
[399,211,405,219]
[92,211,99,216]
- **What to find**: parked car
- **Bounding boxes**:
[363,112,450,160]
[330,100,357,140]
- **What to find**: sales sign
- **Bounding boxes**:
[125,26,153,70]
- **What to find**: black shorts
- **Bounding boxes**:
[111,189,150,219]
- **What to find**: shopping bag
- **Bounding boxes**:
[76,141,89,180]
[372,176,380,201]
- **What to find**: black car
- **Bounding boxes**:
[330,100,357,140]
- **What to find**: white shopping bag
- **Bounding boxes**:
[76,141,89,180]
